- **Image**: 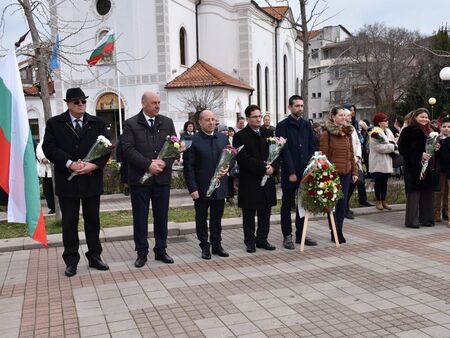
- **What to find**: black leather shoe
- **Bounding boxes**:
[304,237,317,246]
[246,245,256,253]
[256,241,276,250]
[155,252,174,264]
[134,255,147,268]
[212,246,229,257]
[406,224,420,229]
[201,248,211,260]
[345,211,354,219]
[359,201,374,207]
[422,222,435,227]
[48,209,55,214]
[64,265,77,277]
[88,257,109,271]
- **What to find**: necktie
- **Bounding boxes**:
[149,119,155,133]
[75,119,82,136]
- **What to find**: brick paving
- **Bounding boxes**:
[1,209,450,337]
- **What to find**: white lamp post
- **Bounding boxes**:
[428,97,437,120]
[439,67,450,81]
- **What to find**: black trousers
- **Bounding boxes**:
[373,172,390,201]
[194,199,225,249]
[59,195,102,267]
[242,208,271,246]
[280,187,304,239]
[42,177,55,210]
[405,189,434,227]
[347,180,368,209]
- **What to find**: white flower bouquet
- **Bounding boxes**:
[420,131,440,180]
[260,136,286,186]
[67,135,113,181]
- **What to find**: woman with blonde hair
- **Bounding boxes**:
[320,107,358,243]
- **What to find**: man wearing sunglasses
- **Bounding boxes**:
[43,87,111,277]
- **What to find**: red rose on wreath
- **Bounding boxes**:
[322,163,328,170]
[308,189,316,196]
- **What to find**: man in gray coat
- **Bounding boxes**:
[122,90,176,267]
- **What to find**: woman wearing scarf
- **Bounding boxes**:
[320,107,358,243]
[398,108,439,228]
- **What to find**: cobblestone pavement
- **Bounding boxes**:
[1,210,450,338]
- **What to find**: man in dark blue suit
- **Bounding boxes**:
[183,110,230,260]
[275,95,317,249]
[43,88,110,277]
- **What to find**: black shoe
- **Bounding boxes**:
[256,241,276,250]
[303,237,317,246]
[345,211,354,219]
[246,244,256,253]
[201,248,211,260]
[88,257,109,271]
[134,255,148,268]
[406,224,420,229]
[422,222,435,227]
[48,209,55,214]
[331,231,346,244]
[359,201,374,207]
[123,187,130,196]
[212,246,229,257]
[443,213,449,221]
[155,252,174,264]
[64,265,77,277]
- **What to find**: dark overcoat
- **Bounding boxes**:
[183,131,229,200]
[42,111,110,198]
[233,126,277,209]
[121,111,176,186]
[398,125,432,192]
[275,115,315,189]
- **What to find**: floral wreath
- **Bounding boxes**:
[300,151,343,215]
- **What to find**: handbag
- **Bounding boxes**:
[355,160,365,185]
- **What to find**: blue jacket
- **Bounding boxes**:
[183,131,229,200]
[275,115,315,189]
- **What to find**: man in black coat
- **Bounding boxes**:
[43,88,110,277]
[121,90,176,267]
[183,110,230,259]
[233,104,277,253]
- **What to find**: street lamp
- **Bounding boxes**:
[428,97,437,120]
[439,67,450,81]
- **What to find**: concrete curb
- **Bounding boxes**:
[0,204,406,253]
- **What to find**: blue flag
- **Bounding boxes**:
[48,34,60,70]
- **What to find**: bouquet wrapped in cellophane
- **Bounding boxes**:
[299,151,343,215]
[67,135,113,181]
[420,131,440,180]
[206,145,243,197]
[140,135,191,184]
[260,136,286,186]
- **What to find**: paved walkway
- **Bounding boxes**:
[1,206,450,337]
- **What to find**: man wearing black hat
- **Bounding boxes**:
[43,88,111,277]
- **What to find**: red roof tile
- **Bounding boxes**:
[260,6,289,21]
[165,60,253,91]
[298,29,321,42]
[24,81,55,96]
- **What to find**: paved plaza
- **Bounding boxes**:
[1,208,450,337]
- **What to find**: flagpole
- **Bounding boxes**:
[112,23,123,136]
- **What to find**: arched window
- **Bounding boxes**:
[179,27,187,66]
[265,67,269,112]
[283,55,288,113]
[256,63,261,107]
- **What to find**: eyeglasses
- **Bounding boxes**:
[70,100,87,105]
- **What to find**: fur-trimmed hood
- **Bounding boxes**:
[324,119,354,137]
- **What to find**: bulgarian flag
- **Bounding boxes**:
[87,30,115,66]
[0,49,48,247]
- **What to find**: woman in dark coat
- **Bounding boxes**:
[398,108,439,228]
[180,121,195,141]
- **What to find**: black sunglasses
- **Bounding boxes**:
[70,100,87,105]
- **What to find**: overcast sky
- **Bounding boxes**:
[2,0,449,52]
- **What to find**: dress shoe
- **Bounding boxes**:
[64,265,77,277]
[246,244,256,253]
[48,209,55,214]
[88,257,109,271]
[155,252,174,264]
[422,222,435,227]
[331,231,346,244]
[283,235,295,249]
[359,201,373,207]
[256,241,276,250]
[381,201,392,210]
[406,224,420,229]
[345,211,354,219]
[303,237,318,246]
[212,246,229,257]
[201,248,211,260]
[134,255,147,268]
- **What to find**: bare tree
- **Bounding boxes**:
[335,23,422,113]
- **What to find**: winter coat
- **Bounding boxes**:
[320,120,357,176]
[275,115,315,188]
[437,137,450,179]
[368,127,396,174]
[398,125,432,193]
[233,126,277,209]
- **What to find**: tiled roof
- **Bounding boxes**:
[165,60,253,91]
[24,81,55,96]
[260,6,289,21]
[298,29,321,42]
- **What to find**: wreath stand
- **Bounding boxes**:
[299,211,340,252]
